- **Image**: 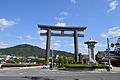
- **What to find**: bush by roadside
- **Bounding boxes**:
[64,64,108,68]
[2,64,39,67]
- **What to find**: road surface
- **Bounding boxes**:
[0,67,120,80]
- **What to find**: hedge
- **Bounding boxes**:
[64,64,108,68]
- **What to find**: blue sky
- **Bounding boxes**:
[0,0,120,54]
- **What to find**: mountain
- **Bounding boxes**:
[0,44,73,58]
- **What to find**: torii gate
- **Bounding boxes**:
[38,25,87,63]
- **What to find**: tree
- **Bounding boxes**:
[53,58,58,63]
[14,58,25,63]
[67,57,74,64]
[58,56,64,68]
[79,53,84,64]
[63,57,68,64]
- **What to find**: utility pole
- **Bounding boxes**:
[51,48,54,70]
[107,38,111,71]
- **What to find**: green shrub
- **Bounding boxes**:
[64,64,108,68]
[55,68,66,70]
[92,64,108,68]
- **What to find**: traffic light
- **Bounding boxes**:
[111,43,114,47]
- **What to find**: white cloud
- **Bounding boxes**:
[100,27,120,38]
[52,43,61,49]
[36,30,47,35]
[70,0,77,4]
[96,43,106,48]
[21,42,32,45]
[40,42,46,49]
[55,17,65,21]
[60,11,69,16]
[55,40,61,43]
[79,48,88,54]
[17,36,23,39]
[107,0,119,12]
[55,22,66,27]
[100,33,108,38]
[70,43,74,47]
[70,43,87,47]
[0,41,12,48]
[108,27,119,31]
[26,35,35,40]
[55,11,70,22]
[17,35,45,41]
[69,43,88,54]
[0,18,16,31]
[79,43,87,47]
[38,37,45,41]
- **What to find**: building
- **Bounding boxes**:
[96,37,120,66]
[0,55,16,61]
[0,55,9,61]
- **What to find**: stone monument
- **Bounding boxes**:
[84,38,98,65]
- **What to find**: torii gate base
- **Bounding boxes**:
[38,25,87,63]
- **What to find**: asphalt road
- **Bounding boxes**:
[0,67,120,80]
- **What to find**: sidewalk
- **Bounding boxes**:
[94,67,120,72]
[111,67,120,72]
[1,66,120,72]
[0,66,43,70]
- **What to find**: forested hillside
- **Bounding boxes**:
[0,44,73,58]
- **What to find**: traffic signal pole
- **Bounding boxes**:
[107,38,111,71]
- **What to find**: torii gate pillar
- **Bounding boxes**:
[74,30,78,63]
[46,29,51,62]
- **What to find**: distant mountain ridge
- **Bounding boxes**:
[0,44,73,58]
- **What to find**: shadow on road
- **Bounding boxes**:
[24,76,80,80]
[0,76,80,80]
[24,76,55,80]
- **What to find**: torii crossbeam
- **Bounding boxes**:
[38,25,87,63]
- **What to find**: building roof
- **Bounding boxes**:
[84,38,98,44]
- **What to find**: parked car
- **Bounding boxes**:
[39,64,44,66]
[101,62,113,69]
[42,64,50,69]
